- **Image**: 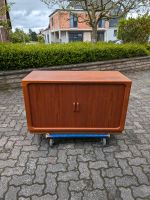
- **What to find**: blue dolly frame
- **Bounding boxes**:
[45,133,110,146]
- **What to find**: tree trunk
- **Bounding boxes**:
[91,26,97,43]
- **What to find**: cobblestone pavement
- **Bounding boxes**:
[0,70,150,200]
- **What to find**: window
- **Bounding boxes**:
[69,32,83,42]
[114,30,117,37]
[97,32,105,41]
[51,18,54,26]
[98,19,105,28]
[109,18,119,27]
[70,14,78,28]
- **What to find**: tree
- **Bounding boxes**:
[9,28,30,43]
[41,0,150,42]
[117,15,150,44]
[29,29,38,41]
[0,1,13,39]
[37,35,45,43]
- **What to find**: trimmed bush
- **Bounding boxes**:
[0,42,149,71]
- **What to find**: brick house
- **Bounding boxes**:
[43,9,119,43]
[0,0,11,42]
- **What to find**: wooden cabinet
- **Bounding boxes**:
[22,71,132,134]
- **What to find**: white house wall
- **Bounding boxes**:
[61,31,68,43]
[106,28,117,42]
[83,32,91,42]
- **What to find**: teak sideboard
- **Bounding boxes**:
[22,71,132,134]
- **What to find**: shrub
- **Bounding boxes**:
[0,42,149,71]
[118,15,150,44]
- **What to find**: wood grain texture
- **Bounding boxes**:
[22,71,132,134]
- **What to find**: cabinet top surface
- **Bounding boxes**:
[22,71,132,83]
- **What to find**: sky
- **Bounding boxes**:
[8,0,53,33]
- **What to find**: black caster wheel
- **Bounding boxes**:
[49,138,54,147]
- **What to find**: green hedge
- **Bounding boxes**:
[0,42,149,70]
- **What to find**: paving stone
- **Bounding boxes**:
[104,178,121,200]
[115,151,132,158]
[32,194,57,200]
[132,185,150,198]
[22,145,38,151]
[128,145,142,156]
[79,162,90,179]
[0,152,9,159]
[141,150,150,163]
[38,156,57,165]
[83,190,107,200]
[17,152,29,166]
[18,197,30,200]
[91,170,104,189]
[94,147,105,160]
[5,186,20,200]
[29,151,48,158]
[57,182,69,200]
[34,165,46,184]
[1,166,24,176]
[89,161,108,169]
[0,176,11,199]
[10,175,34,186]
[132,166,149,185]
[128,157,148,166]
[67,149,84,156]
[67,155,78,170]
[105,153,118,167]
[19,184,44,197]
[102,168,123,178]
[24,158,37,175]
[118,159,133,175]
[47,163,66,172]
[116,176,138,187]
[5,140,15,149]
[78,154,96,162]
[44,173,57,194]
[0,159,16,168]
[57,149,67,163]
[70,192,83,200]
[120,188,134,200]
[117,140,128,151]
[9,146,22,159]
[0,136,8,147]
[69,180,87,191]
[58,171,79,181]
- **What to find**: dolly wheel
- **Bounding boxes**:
[49,139,54,147]
[102,138,107,146]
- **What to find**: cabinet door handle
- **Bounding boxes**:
[73,102,76,112]
[76,102,80,112]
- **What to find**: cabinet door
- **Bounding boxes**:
[74,83,125,129]
[28,83,76,128]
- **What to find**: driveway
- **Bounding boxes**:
[0,69,150,200]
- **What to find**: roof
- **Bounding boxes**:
[49,9,85,18]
